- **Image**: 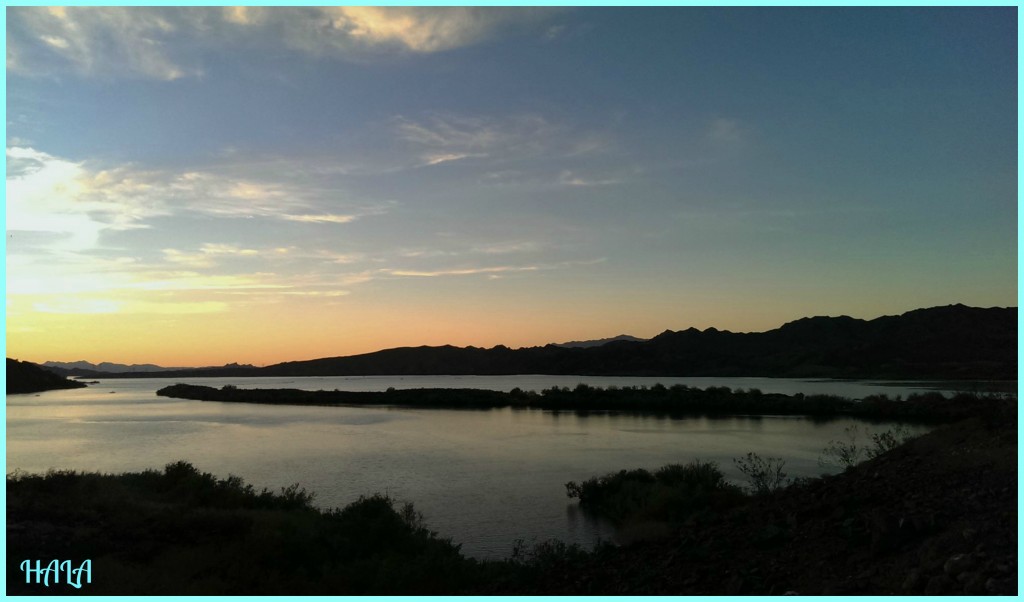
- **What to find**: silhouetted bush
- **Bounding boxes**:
[733,452,789,495]
[566,460,745,525]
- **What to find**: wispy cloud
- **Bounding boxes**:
[277,7,554,55]
[8,7,560,79]
[281,214,358,224]
[381,257,604,279]
[6,147,171,249]
[6,147,390,251]
[8,7,199,80]
[419,152,488,167]
[33,297,228,315]
[161,244,272,269]
[473,241,543,255]
[5,144,399,319]
[706,117,745,146]
[384,265,541,278]
[558,170,622,187]
[394,112,608,167]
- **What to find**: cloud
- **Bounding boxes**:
[473,241,543,255]
[706,117,744,146]
[558,170,622,187]
[282,214,358,224]
[6,147,171,249]
[162,244,263,269]
[273,7,557,55]
[33,297,228,315]
[33,298,122,315]
[544,25,567,40]
[385,265,541,278]
[126,273,291,293]
[223,6,258,26]
[394,113,604,167]
[420,152,488,167]
[5,147,390,248]
[8,7,559,79]
[160,243,361,270]
[395,114,509,150]
[277,290,349,298]
[5,147,398,317]
[381,257,604,279]
[8,7,198,79]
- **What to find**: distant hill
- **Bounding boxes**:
[95,304,1016,381]
[553,334,648,348]
[42,361,255,378]
[7,358,89,394]
[43,361,187,374]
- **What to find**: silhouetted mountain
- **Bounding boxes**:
[553,334,648,348]
[95,305,1016,381]
[43,360,185,375]
[43,361,256,378]
[7,358,89,394]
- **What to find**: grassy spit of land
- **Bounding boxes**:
[8,390,1016,595]
[157,382,1008,423]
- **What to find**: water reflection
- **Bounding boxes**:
[7,376,940,559]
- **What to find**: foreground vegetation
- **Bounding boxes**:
[7,462,507,595]
[157,383,1008,423]
[566,460,747,527]
[563,424,920,532]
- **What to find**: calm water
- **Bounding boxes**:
[7,375,951,558]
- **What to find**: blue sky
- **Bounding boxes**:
[5,7,1018,365]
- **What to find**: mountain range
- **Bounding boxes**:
[53,305,1015,381]
[553,334,648,348]
[42,361,255,378]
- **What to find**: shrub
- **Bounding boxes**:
[819,426,866,470]
[732,452,788,496]
[566,460,743,525]
[819,424,917,470]
[867,424,912,458]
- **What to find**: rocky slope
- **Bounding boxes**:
[505,404,1017,595]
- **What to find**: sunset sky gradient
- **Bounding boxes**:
[5,7,1017,366]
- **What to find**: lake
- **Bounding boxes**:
[6,375,959,558]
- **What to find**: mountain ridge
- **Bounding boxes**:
[553,334,648,348]
[42,361,255,377]
[77,304,1016,381]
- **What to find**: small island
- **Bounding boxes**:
[156,382,1008,424]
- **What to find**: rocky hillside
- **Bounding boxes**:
[6,358,88,395]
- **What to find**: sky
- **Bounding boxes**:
[5,6,1018,367]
